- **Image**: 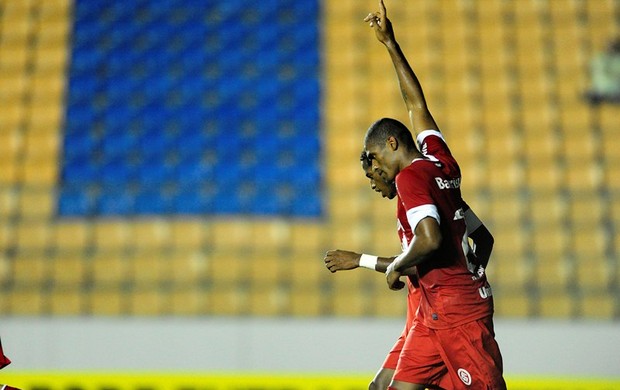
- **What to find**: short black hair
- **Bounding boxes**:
[364,118,416,151]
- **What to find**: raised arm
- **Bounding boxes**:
[365,0,439,136]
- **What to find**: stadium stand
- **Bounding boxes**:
[0,0,618,321]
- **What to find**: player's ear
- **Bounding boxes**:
[386,136,399,151]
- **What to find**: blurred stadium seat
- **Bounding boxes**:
[0,0,618,320]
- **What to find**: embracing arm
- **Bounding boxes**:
[324,249,417,275]
[365,0,438,135]
[385,217,441,290]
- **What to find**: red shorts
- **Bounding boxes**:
[393,317,506,390]
[382,327,407,370]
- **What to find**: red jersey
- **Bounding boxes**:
[396,200,421,333]
[396,130,493,330]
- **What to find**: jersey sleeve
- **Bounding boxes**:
[417,130,449,157]
[396,166,440,232]
[417,129,461,177]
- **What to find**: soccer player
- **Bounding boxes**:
[361,1,506,388]
[325,152,494,390]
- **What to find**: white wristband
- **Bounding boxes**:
[359,254,378,270]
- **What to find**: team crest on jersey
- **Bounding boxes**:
[458,368,472,386]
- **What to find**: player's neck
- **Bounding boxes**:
[398,149,423,170]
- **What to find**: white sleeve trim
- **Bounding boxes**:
[417,129,445,148]
[464,207,483,234]
[406,204,440,232]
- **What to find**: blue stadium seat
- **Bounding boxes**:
[58,187,95,216]
[134,190,172,214]
[100,159,132,185]
[61,0,321,217]
[61,157,99,185]
[98,191,135,215]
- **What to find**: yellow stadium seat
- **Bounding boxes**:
[539,293,574,318]
[33,41,69,72]
[91,251,128,286]
[20,155,59,186]
[487,159,524,194]
[601,129,620,163]
[535,255,572,290]
[568,195,604,226]
[248,285,286,316]
[558,104,592,134]
[0,43,29,71]
[374,287,407,318]
[597,105,620,133]
[0,95,25,130]
[572,225,607,258]
[575,256,611,291]
[170,287,207,315]
[28,101,64,132]
[332,285,367,317]
[49,286,83,315]
[170,251,208,284]
[89,288,125,315]
[209,286,246,316]
[0,130,21,160]
[525,161,562,193]
[50,254,86,286]
[18,190,54,218]
[31,73,65,102]
[0,187,17,219]
[131,288,165,315]
[170,221,205,249]
[15,220,51,252]
[290,223,324,252]
[248,251,282,284]
[129,251,168,286]
[531,225,568,259]
[54,221,91,251]
[580,293,615,319]
[130,220,171,250]
[289,285,321,317]
[12,252,48,285]
[493,292,531,318]
[208,249,245,284]
[290,249,325,287]
[563,132,598,163]
[92,222,130,250]
[529,194,565,227]
[8,288,46,315]
[488,194,525,227]
[565,161,604,192]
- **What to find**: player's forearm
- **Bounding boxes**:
[384,39,429,114]
[361,255,417,275]
[392,234,441,272]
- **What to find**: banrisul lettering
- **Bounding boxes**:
[435,177,461,189]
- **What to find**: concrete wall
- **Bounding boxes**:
[1,317,619,377]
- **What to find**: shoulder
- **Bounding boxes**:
[395,161,435,189]
[416,130,448,154]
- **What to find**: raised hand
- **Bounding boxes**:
[363,0,395,45]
